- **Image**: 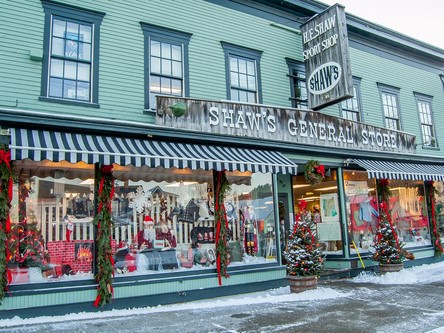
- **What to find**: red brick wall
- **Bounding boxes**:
[47,240,94,274]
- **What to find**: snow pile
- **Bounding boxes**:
[351,261,444,285]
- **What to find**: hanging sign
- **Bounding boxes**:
[300,4,353,110]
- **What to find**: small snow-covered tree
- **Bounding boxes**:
[284,213,324,277]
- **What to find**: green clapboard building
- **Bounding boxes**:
[0,0,443,316]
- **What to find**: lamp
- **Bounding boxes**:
[156,102,187,117]
[440,74,444,85]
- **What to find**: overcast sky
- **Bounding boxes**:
[318,0,444,49]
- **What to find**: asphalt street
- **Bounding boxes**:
[1,277,444,333]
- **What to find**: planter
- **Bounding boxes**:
[379,263,404,274]
[287,275,317,293]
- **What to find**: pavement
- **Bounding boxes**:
[1,276,444,333]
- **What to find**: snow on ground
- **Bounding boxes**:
[351,261,444,285]
[1,261,444,328]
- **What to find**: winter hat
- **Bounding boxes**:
[143,216,154,225]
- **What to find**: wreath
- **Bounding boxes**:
[304,160,325,185]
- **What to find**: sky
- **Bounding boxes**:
[318,0,444,49]
[1,261,444,329]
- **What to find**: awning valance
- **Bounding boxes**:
[10,128,298,174]
[352,159,444,181]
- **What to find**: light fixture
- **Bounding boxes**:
[156,102,187,117]
[440,74,444,84]
[293,184,311,189]
[314,186,338,191]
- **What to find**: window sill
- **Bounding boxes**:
[39,96,100,108]
[421,145,440,151]
[143,108,156,115]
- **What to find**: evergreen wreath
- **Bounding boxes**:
[214,170,231,285]
[426,181,443,257]
[304,160,325,185]
[93,165,115,307]
[0,147,15,302]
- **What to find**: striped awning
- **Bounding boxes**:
[353,159,444,181]
[10,128,298,174]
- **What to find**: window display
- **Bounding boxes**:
[292,170,342,254]
[343,170,378,254]
[8,160,277,284]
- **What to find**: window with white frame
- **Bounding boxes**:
[341,78,362,122]
[41,1,104,105]
[221,42,262,104]
[141,23,192,110]
[286,59,308,109]
[415,93,437,147]
[378,84,401,130]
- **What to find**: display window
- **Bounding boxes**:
[434,182,444,241]
[292,170,343,255]
[343,170,378,254]
[7,160,277,284]
[386,180,431,248]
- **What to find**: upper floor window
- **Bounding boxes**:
[415,93,437,147]
[286,59,308,109]
[141,23,192,111]
[221,42,262,104]
[378,84,401,130]
[41,1,104,106]
[341,78,362,122]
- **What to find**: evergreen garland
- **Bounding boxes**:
[93,165,115,307]
[214,170,231,285]
[425,181,443,257]
[0,147,14,302]
[372,179,405,264]
[284,214,324,277]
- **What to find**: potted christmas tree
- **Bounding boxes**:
[372,179,413,273]
[283,210,324,293]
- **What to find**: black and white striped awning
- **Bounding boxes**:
[353,159,444,181]
[10,128,298,174]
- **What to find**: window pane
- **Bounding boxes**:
[52,37,64,56]
[171,45,181,61]
[77,81,89,100]
[230,72,239,87]
[151,40,160,57]
[64,61,77,80]
[161,59,171,75]
[171,79,182,96]
[79,25,91,43]
[247,92,256,103]
[172,61,182,78]
[65,40,78,58]
[49,78,63,97]
[246,60,255,75]
[239,74,247,89]
[238,59,247,74]
[66,22,79,40]
[151,57,161,74]
[63,79,77,99]
[230,88,239,101]
[53,19,65,37]
[50,59,64,77]
[161,42,171,59]
[238,90,247,102]
[150,75,161,93]
[160,77,171,94]
[247,75,256,90]
[230,57,237,71]
[79,42,91,61]
[77,63,90,81]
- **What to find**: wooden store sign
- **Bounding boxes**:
[156,97,416,154]
[300,4,353,110]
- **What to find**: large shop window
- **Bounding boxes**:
[8,160,277,284]
[292,170,343,254]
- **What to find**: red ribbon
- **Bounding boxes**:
[93,295,101,307]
